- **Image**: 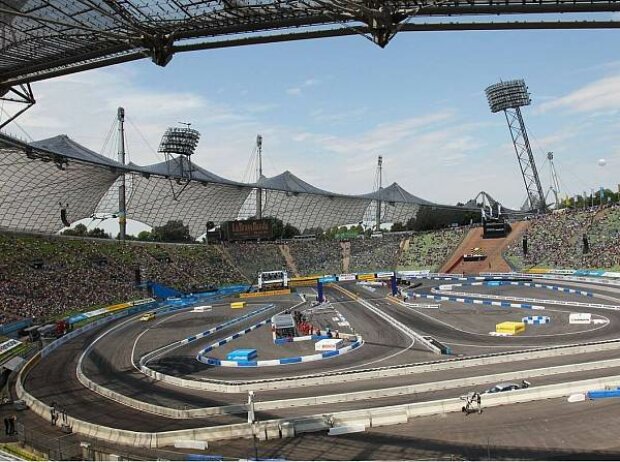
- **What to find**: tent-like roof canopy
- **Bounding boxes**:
[31,135,124,169]
[359,182,434,205]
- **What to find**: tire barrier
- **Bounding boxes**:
[522,315,551,325]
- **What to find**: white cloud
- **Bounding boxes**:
[285,87,302,96]
[537,75,620,114]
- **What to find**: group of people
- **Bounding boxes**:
[398,228,466,270]
[506,204,620,270]
[0,225,470,327]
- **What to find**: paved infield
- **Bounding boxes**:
[21,276,620,435]
[207,397,620,460]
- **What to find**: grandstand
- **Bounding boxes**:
[349,234,403,273]
[398,228,467,271]
[505,205,620,271]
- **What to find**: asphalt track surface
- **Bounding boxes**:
[22,277,620,435]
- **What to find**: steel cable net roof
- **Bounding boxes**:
[0,132,478,236]
[2,0,620,87]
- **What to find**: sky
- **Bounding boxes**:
[4,26,620,211]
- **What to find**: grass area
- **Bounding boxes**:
[0,443,45,460]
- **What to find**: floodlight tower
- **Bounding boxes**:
[256,134,263,219]
[546,152,562,208]
[158,123,201,181]
[375,155,383,231]
[117,107,127,241]
[485,80,546,211]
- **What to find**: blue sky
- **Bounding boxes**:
[10,27,620,210]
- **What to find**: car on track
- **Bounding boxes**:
[484,380,531,394]
[140,312,156,322]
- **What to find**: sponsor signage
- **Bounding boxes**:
[399,270,430,276]
[569,313,592,325]
[319,276,337,283]
[574,270,605,277]
[337,274,356,282]
[0,339,21,356]
[222,219,274,241]
[357,273,376,281]
[376,271,395,279]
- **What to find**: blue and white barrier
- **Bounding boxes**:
[411,293,545,310]
[435,281,593,297]
[274,335,330,345]
[196,319,363,368]
[522,315,551,325]
[180,304,275,345]
[587,388,620,399]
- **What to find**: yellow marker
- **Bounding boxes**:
[230,301,246,309]
[495,321,525,335]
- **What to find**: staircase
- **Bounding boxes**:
[214,245,252,284]
[278,244,300,277]
[440,221,529,274]
[341,241,351,273]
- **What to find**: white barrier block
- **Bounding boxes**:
[568,393,586,403]
[328,425,366,436]
[174,440,208,450]
[570,313,592,324]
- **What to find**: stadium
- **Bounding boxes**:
[1,1,620,461]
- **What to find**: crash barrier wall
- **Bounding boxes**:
[195,319,363,367]
[76,305,277,419]
[139,301,306,387]
[136,303,276,373]
[17,353,620,448]
[78,359,620,419]
[412,293,545,310]
[480,271,620,287]
[332,285,441,354]
[41,300,161,359]
[142,333,620,393]
[239,289,291,298]
[428,288,620,311]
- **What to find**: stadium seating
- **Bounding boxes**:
[397,228,466,271]
[349,234,403,273]
[505,205,620,270]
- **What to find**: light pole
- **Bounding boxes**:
[248,391,258,460]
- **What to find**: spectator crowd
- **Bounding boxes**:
[506,205,620,270]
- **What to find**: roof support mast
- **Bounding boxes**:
[256,134,263,219]
[376,155,383,232]
[117,107,127,241]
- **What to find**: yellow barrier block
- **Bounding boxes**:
[106,302,132,313]
[357,273,376,281]
[239,288,291,298]
[527,268,551,274]
[495,321,526,335]
[230,301,246,309]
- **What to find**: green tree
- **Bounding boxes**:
[62,223,87,236]
[152,220,192,242]
[87,227,110,239]
[282,223,300,239]
[136,230,152,241]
